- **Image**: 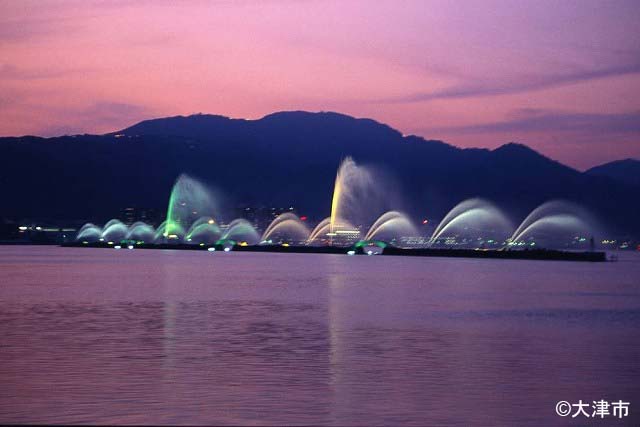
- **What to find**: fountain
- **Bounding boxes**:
[76,223,102,242]
[430,198,513,247]
[222,218,260,246]
[261,213,310,244]
[307,157,395,245]
[127,221,155,242]
[101,219,128,242]
[153,220,168,243]
[308,217,331,243]
[184,216,221,244]
[308,217,359,245]
[163,174,220,241]
[363,211,417,246]
[509,200,595,249]
[329,157,384,231]
[69,164,607,261]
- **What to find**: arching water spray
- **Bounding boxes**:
[308,217,358,244]
[308,217,331,243]
[185,216,221,244]
[127,222,155,242]
[364,211,417,243]
[430,198,513,245]
[76,223,102,242]
[101,219,128,242]
[262,213,310,243]
[153,221,168,243]
[510,200,596,247]
[223,219,260,245]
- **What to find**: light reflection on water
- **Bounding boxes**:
[1,247,639,425]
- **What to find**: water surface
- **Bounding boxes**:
[1,246,639,425]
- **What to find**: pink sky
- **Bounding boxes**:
[1,0,639,169]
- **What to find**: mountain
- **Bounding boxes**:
[586,159,640,187]
[1,111,639,236]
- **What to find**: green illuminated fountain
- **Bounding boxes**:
[163,174,220,241]
[72,163,602,254]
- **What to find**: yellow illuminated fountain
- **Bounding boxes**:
[308,157,373,245]
[73,165,601,253]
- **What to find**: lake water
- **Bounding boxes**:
[1,246,639,425]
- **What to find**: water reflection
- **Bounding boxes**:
[1,248,639,425]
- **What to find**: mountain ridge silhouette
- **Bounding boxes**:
[1,111,638,236]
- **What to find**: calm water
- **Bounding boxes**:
[1,246,639,426]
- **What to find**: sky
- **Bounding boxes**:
[1,0,639,170]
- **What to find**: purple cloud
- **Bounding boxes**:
[380,60,640,103]
[429,109,640,136]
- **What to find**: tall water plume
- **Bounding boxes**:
[164,174,219,240]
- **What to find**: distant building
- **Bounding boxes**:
[121,207,161,226]
[235,205,297,231]
[6,221,76,244]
